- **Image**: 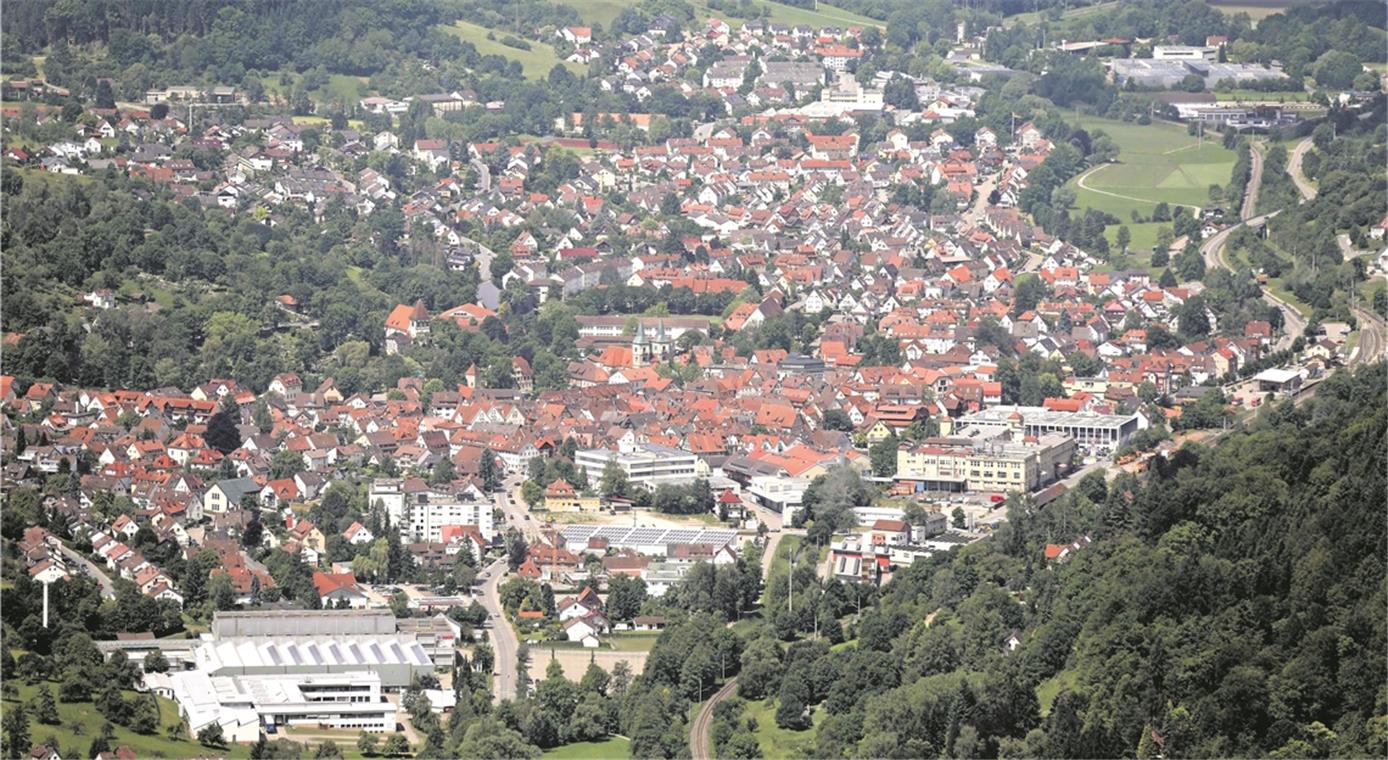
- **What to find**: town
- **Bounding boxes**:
[2,1,1385,759]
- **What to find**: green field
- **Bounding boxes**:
[259,72,369,107]
[688,1,882,29]
[743,699,823,759]
[543,736,631,758]
[441,21,583,79]
[608,633,661,652]
[2,681,246,759]
[1005,0,1120,27]
[558,0,628,28]
[1035,670,1078,717]
[1207,1,1310,22]
[1214,90,1311,101]
[1061,111,1236,251]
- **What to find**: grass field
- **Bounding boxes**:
[687,0,882,30]
[1005,0,1120,27]
[1206,1,1310,23]
[558,0,628,28]
[543,736,631,758]
[1035,670,1077,717]
[1214,90,1311,101]
[1061,110,1236,252]
[2,681,245,759]
[608,633,661,652]
[743,699,823,759]
[441,21,583,79]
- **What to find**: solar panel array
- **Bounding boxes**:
[559,524,739,551]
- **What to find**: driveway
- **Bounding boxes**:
[59,544,115,598]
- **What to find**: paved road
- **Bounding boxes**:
[59,544,115,598]
[478,558,521,703]
[1241,141,1263,220]
[1200,212,1305,353]
[690,677,739,760]
[1287,136,1316,202]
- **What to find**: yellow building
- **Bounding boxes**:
[543,479,602,512]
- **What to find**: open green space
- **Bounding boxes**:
[1036,669,1078,717]
[1206,1,1311,23]
[608,632,661,652]
[686,1,881,29]
[742,699,823,759]
[1214,89,1311,101]
[441,21,583,79]
[1,680,245,759]
[259,72,370,107]
[1005,0,1120,27]
[557,0,628,28]
[1060,110,1235,248]
[542,736,631,758]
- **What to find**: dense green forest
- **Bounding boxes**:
[730,362,1387,759]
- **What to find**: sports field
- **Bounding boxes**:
[441,21,583,79]
[1062,111,1236,251]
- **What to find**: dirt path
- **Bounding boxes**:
[1074,164,1201,211]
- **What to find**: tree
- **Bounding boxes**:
[3,704,29,759]
[599,459,628,499]
[1312,50,1362,90]
[568,692,609,742]
[869,434,898,477]
[314,740,344,758]
[478,448,501,491]
[951,506,967,529]
[197,723,225,748]
[357,731,379,756]
[724,730,763,759]
[1116,226,1131,252]
[143,650,170,673]
[34,685,60,724]
[129,695,160,734]
[821,409,853,431]
[205,408,242,454]
[381,734,411,757]
[607,575,647,621]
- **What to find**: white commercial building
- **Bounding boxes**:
[165,670,394,743]
[575,443,702,490]
[558,524,739,557]
[954,406,1143,452]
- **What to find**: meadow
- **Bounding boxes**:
[1061,111,1237,251]
[543,736,632,758]
[441,21,583,80]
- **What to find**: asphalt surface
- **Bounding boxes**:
[1287,136,1316,202]
[59,544,115,598]
[1241,141,1263,220]
[478,557,520,703]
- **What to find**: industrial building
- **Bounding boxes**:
[895,431,1076,494]
[1108,58,1285,89]
[369,479,495,543]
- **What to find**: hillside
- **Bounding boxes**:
[744,362,1388,758]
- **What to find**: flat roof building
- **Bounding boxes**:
[955,405,1143,452]
[575,443,702,490]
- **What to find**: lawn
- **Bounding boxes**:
[1005,0,1120,27]
[608,633,661,652]
[441,21,583,80]
[1060,110,1236,250]
[2,680,240,759]
[259,72,370,108]
[543,736,631,758]
[742,698,823,759]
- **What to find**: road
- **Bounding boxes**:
[59,544,115,598]
[1240,141,1263,220]
[1200,210,1305,352]
[1287,136,1316,202]
[478,557,521,703]
[690,677,739,760]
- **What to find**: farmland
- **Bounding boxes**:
[441,21,583,80]
[1061,111,1237,252]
